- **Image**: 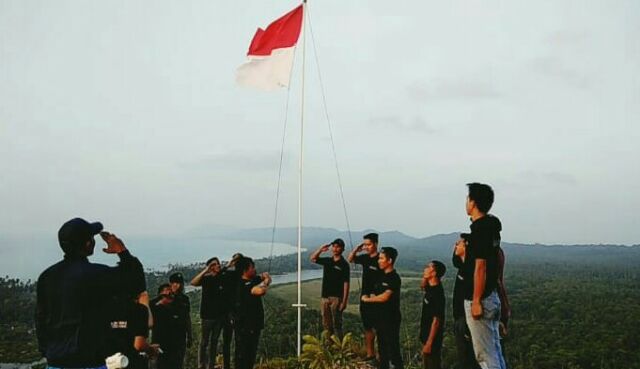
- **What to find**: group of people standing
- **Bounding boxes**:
[307,182,510,369]
[189,253,272,369]
[35,182,509,369]
[35,218,272,369]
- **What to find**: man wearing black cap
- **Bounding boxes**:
[347,232,382,361]
[151,284,180,369]
[310,239,350,339]
[36,217,144,369]
[169,272,193,369]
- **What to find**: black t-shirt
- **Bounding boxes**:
[419,284,445,345]
[452,253,466,319]
[234,277,264,332]
[150,298,189,350]
[463,215,502,300]
[200,274,226,319]
[222,269,240,313]
[107,299,149,369]
[353,253,383,297]
[314,256,350,298]
[174,292,191,314]
[374,270,401,321]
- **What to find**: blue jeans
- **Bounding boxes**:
[464,292,506,369]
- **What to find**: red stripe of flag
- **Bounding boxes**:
[247,4,303,57]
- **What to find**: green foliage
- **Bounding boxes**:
[300,331,359,369]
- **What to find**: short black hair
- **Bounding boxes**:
[157,283,171,294]
[380,247,398,264]
[206,257,220,266]
[467,183,495,213]
[236,256,255,273]
[364,233,379,244]
[431,260,447,279]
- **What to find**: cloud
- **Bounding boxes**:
[530,56,591,89]
[407,78,502,101]
[368,115,437,134]
[529,30,592,89]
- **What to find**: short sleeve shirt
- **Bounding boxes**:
[151,299,188,349]
[234,276,264,332]
[419,284,445,345]
[108,301,149,369]
[463,215,501,300]
[374,270,401,321]
[200,274,226,319]
[314,256,350,298]
[354,253,383,296]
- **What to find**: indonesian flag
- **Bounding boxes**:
[236,5,303,91]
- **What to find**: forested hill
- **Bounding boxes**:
[197,226,640,273]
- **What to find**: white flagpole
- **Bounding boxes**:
[293,0,308,358]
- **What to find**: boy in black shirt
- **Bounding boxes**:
[107,292,159,369]
[347,232,383,360]
[452,235,480,369]
[191,256,238,369]
[419,260,446,369]
[361,247,403,369]
[151,284,190,369]
[233,257,271,369]
[462,183,506,369]
[310,238,350,339]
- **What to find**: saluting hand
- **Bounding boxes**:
[261,272,272,285]
[100,232,127,254]
[320,244,330,252]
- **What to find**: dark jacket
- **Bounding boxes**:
[35,250,144,368]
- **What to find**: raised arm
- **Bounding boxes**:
[347,244,364,263]
[310,244,329,263]
[251,273,272,296]
[190,265,210,287]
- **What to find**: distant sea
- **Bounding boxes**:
[0,236,301,280]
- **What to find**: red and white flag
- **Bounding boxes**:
[236,5,303,91]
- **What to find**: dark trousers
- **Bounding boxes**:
[157,345,186,369]
[234,328,261,369]
[423,349,442,369]
[199,316,233,369]
[453,318,480,369]
[377,320,404,369]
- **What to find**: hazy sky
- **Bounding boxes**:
[1,0,639,245]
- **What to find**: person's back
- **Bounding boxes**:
[36,218,143,369]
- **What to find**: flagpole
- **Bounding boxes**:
[294,0,308,358]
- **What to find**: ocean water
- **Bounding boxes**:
[0,235,301,280]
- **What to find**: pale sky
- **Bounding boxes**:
[1,0,639,245]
